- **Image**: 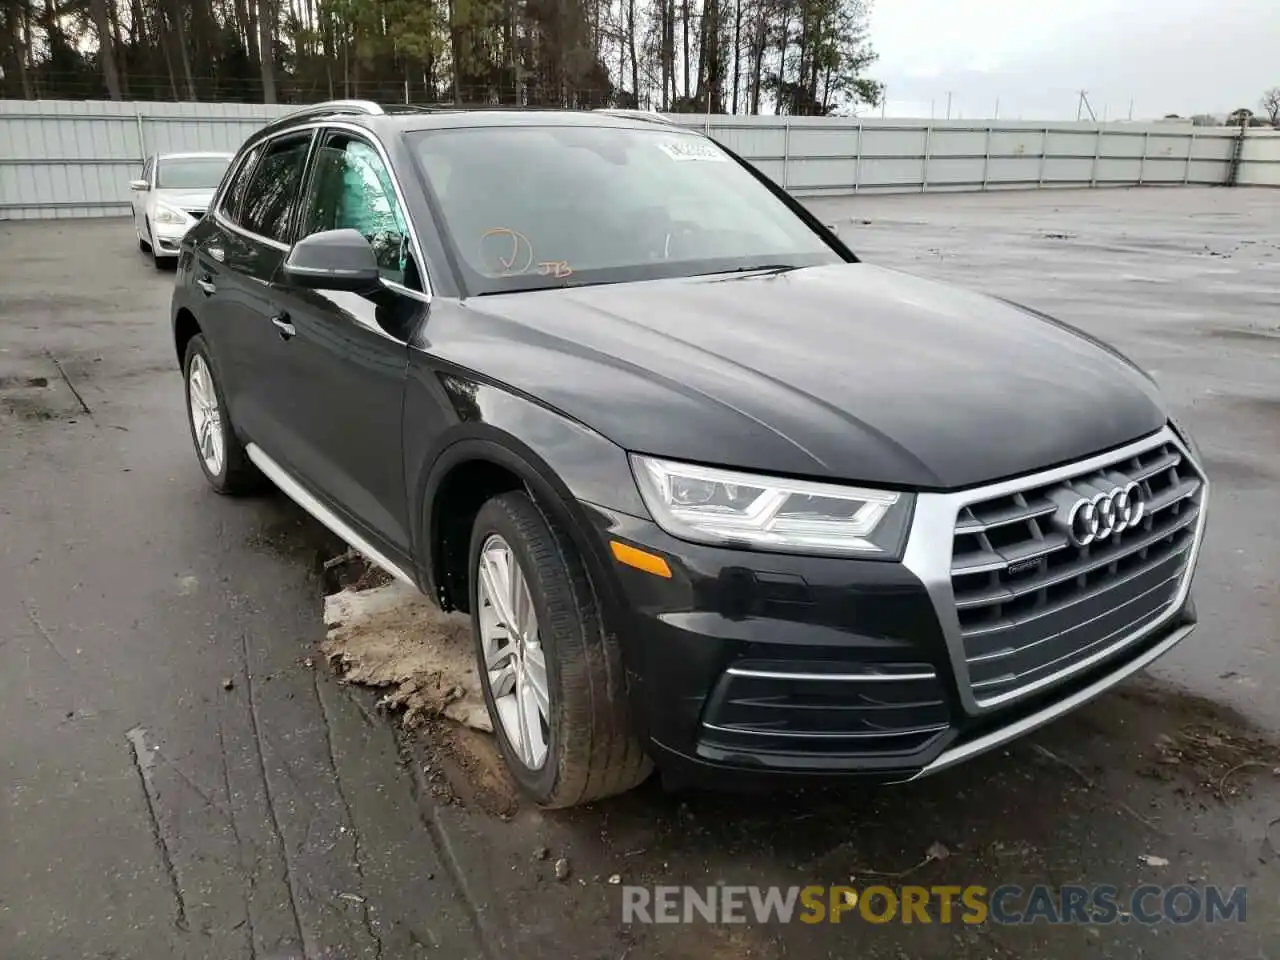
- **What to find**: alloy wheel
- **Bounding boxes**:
[476,534,550,769]
[187,354,225,477]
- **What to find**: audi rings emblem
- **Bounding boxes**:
[1059,481,1145,547]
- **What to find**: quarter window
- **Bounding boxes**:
[218,144,261,225]
[299,134,414,288]
[239,134,312,243]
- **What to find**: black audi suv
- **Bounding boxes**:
[171,100,1208,807]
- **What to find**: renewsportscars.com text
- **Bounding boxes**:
[621,884,1247,926]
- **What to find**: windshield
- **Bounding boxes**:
[156,157,230,190]
[406,125,843,294]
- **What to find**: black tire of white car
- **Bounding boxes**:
[469,492,653,808]
[147,221,165,270]
[181,334,260,495]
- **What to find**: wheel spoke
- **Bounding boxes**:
[481,551,517,631]
[197,417,212,459]
[486,639,516,671]
[514,667,534,765]
[194,363,215,410]
[489,661,516,698]
[514,572,537,641]
[524,646,550,720]
[520,673,548,767]
[509,550,527,637]
[208,416,224,470]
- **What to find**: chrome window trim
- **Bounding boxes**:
[213,140,266,227]
[900,425,1208,717]
[219,127,318,248]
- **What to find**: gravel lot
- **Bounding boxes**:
[1,187,1277,959]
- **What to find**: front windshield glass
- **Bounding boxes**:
[406,125,843,293]
[157,157,230,189]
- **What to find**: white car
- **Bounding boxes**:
[130,151,233,267]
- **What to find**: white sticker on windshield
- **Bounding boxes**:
[656,140,728,162]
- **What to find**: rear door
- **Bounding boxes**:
[261,127,427,560]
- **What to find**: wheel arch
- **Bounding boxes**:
[419,433,624,620]
[173,307,202,369]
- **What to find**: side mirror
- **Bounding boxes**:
[283,229,381,293]
[130,179,149,191]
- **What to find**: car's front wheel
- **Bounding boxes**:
[182,334,259,495]
[469,492,652,807]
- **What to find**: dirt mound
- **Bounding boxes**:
[322,581,492,733]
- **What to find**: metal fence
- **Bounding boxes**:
[2,99,1277,219]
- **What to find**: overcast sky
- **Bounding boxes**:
[870,0,1279,120]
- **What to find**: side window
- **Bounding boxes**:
[299,134,414,288]
[218,144,261,225]
[239,134,312,243]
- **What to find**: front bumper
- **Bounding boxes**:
[588,427,1206,786]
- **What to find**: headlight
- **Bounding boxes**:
[1168,415,1205,467]
[153,205,188,225]
[630,455,914,558]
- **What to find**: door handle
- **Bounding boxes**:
[196,277,216,296]
[271,312,296,340]
[207,245,225,263]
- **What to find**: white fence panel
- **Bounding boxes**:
[1238,132,1280,187]
[1,100,1273,218]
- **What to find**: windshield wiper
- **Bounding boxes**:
[695,264,801,277]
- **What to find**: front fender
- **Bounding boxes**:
[403,360,647,615]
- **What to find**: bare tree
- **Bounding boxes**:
[1262,87,1280,128]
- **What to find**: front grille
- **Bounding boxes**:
[950,437,1203,704]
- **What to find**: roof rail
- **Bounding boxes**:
[592,108,679,126]
[280,100,385,122]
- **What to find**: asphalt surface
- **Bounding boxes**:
[1,187,1278,960]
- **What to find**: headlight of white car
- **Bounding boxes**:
[153,205,188,225]
[630,455,915,558]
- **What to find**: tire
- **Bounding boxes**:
[146,220,167,269]
[181,334,260,495]
[138,233,149,253]
[469,492,652,808]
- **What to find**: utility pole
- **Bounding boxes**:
[994,97,1000,119]
[1077,90,1096,122]
[1127,98,1134,121]
[946,91,952,119]
[881,84,887,118]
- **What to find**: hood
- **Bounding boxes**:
[153,188,215,212]
[451,263,1167,490]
